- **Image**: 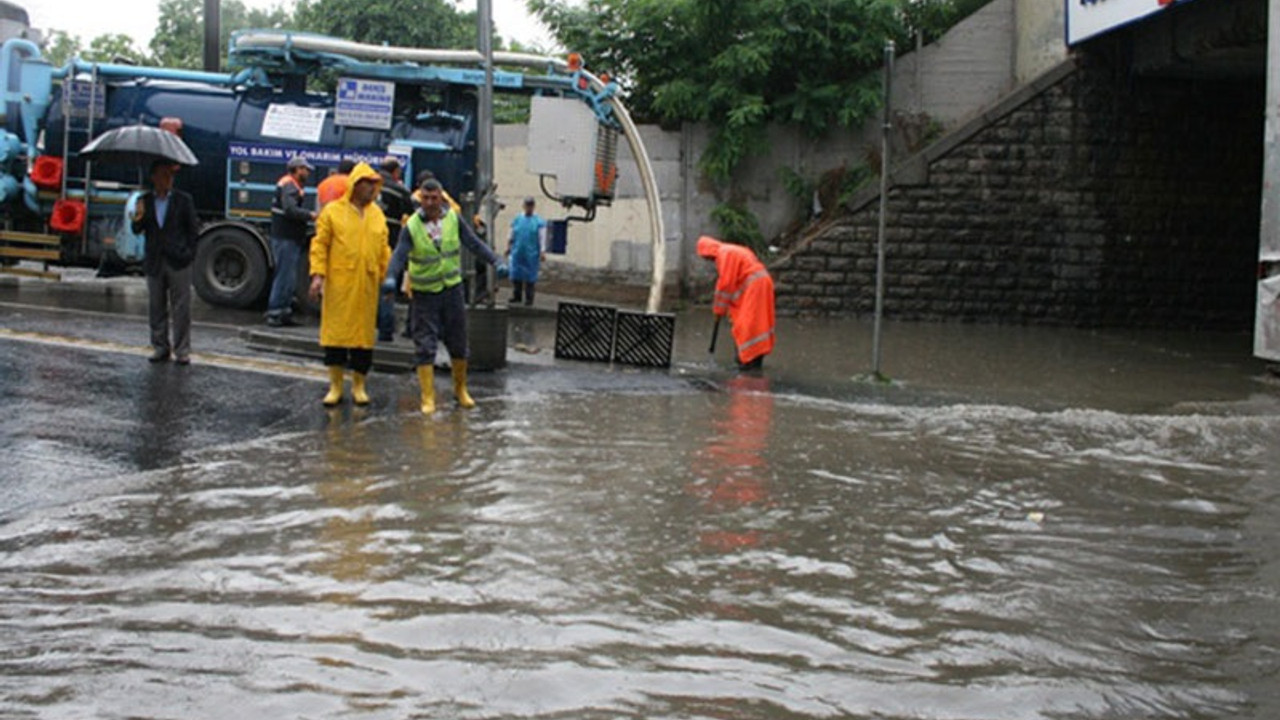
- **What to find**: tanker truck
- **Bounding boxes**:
[0,19,625,308]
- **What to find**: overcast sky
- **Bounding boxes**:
[24,0,557,53]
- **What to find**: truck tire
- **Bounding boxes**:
[194,227,270,309]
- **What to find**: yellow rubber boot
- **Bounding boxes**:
[352,372,371,406]
[452,359,475,409]
[322,366,344,407]
[416,365,436,414]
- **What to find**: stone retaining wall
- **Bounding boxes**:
[772,53,1264,330]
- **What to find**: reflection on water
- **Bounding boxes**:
[2,371,1279,718]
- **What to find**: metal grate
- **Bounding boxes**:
[554,303,618,362]
[613,310,675,368]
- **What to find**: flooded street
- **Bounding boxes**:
[2,287,1279,718]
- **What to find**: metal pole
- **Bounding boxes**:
[871,40,894,378]
[1257,0,1280,359]
[203,0,221,72]
[476,0,497,307]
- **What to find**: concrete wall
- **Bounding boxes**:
[1014,0,1068,82]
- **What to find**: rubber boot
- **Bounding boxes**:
[322,365,344,407]
[352,372,370,406]
[452,359,476,409]
[416,365,436,414]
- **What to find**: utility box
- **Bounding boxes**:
[527,96,619,207]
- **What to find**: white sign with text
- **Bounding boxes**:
[335,77,395,130]
[1066,0,1177,45]
[261,104,326,143]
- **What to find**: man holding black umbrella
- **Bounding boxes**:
[132,160,201,364]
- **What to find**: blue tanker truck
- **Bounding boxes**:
[0,14,622,308]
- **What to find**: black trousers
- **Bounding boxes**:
[409,283,469,367]
[323,347,373,375]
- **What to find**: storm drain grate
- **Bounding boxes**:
[613,310,675,368]
[554,303,618,362]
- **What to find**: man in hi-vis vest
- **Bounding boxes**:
[384,178,507,414]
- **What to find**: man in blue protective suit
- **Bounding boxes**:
[384,179,507,414]
[506,196,547,306]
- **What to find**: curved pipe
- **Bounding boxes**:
[234,31,667,311]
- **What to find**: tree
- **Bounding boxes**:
[151,0,295,69]
[293,0,481,51]
[151,0,203,68]
[85,33,151,65]
[41,30,82,67]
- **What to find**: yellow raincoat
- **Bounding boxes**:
[310,162,391,349]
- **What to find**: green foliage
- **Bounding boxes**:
[292,0,480,51]
[837,163,875,205]
[778,167,813,204]
[710,203,765,254]
[900,0,995,43]
[151,0,293,68]
[41,30,81,67]
[85,34,150,65]
[150,0,204,68]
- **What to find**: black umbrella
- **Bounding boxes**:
[79,124,200,166]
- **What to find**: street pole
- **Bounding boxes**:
[1256,0,1280,359]
[477,0,497,308]
[202,0,220,72]
[466,0,508,369]
[871,40,894,379]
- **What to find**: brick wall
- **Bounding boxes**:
[773,54,1264,330]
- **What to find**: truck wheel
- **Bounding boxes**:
[194,227,269,309]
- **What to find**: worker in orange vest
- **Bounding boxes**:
[697,235,776,370]
[316,158,356,209]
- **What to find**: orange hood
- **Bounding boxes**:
[697,235,723,259]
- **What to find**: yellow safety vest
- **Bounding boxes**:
[407,210,462,293]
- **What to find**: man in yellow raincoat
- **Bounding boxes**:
[308,162,391,406]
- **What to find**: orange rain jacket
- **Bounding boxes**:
[697,235,776,364]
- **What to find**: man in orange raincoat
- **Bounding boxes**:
[697,235,775,370]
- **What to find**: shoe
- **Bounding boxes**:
[265,316,283,327]
[175,355,191,366]
[148,350,171,363]
[417,365,435,414]
[322,365,344,407]
[351,372,371,406]
[452,359,475,409]
[378,333,394,343]
[279,315,300,327]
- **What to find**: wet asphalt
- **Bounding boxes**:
[0,270,704,517]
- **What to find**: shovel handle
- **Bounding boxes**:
[708,315,721,354]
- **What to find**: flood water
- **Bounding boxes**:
[2,314,1279,719]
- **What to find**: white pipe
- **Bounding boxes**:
[234,30,667,311]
